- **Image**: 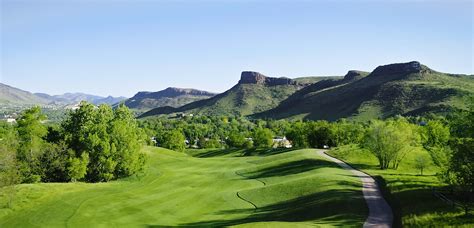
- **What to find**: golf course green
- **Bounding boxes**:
[0,147,367,227]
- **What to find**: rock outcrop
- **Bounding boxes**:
[238,71,298,86]
[133,87,216,99]
[342,70,367,82]
[371,61,422,76]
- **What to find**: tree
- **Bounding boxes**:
[448,138,474,215]
[16,106,47,183]
[39,142,74,182]
[253,128,274,148]
[68,153,89,182]
[414,154,429,175]
[333,119,365,146]
[286,121,308,148]
[62,102,145,182]
[307,121,335,148]
[0,122,20,208]
[227,131,246,148]
[422,120,450,148]
[109,104,146,178]
[199,138,222,149]
[364,118,420,169]
[162,129,186,152]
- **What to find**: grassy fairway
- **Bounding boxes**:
[328,145,474,227]
[0,147,367,227]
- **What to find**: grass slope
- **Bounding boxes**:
[0,147,367,227]
[328,144,474,227]
[141,83,302,117]
[258,62,474,121]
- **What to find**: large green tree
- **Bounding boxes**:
[285,121,309,148]
[16,106,47,183]
[364,118,421,169]
[421,120,451,169]
[0,122,20,207]
[161,129,186,152]
[307,121,335,148]
[110,104,147,177]
[253,128,274,148]
[62,102,145,182]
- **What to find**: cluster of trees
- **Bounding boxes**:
[0,102,146,186]
[421,108,474,212]
[139,116,281,151]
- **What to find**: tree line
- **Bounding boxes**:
[0,102,146,188]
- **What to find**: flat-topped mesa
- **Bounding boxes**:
[371,61,423,76]
[343,70,365,82]
[162,87,216,96]
[132,87,215,100]
[239,71,298,86]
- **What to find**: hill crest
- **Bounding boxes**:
[238,71,299,86]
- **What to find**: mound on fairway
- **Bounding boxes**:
[0,147,367,227]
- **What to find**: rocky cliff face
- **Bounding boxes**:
[238,71,298,86]
[133,87,216,99]
[371,61,422,76]
[342,70,367,82]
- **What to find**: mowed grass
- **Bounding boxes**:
[0,147,367,227]
[328,144,474,227]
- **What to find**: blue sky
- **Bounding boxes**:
[1,0,472,97]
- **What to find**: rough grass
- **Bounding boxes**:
[328,144,474,227]
[0,147,367,227]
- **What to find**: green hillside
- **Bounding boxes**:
[123,87,216,112]
[257,61,474,121]
[0,83,48,105]
[0,147,367,227]
[140,72,313,117]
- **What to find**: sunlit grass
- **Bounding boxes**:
[328,144,474,227]
[1,146,367,227]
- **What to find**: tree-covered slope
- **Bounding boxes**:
[140,72,323,117]
[256,61,474,121]
[123,87,216,111]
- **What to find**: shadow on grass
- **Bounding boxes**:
[241,159,339,179]
[148,189,366,227]
[190,148,298,158]
[246,148,296,156]
[189,148,242,158]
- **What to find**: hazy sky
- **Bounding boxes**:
[1,0,472,97]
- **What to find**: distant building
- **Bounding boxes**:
[273,136,292,148]
[6,118,16,124]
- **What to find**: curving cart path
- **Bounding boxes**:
[317,150,393,228]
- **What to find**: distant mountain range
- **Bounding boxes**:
[122,87,216,111]
[34,92,127,106]
[3,61,473,121]
[0,83,126,106]
[141,61,474,120]
[0,83,50,105]
[0,83,216,112]
[140,72,338,117]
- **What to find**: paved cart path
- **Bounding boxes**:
[317,150,393,228]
